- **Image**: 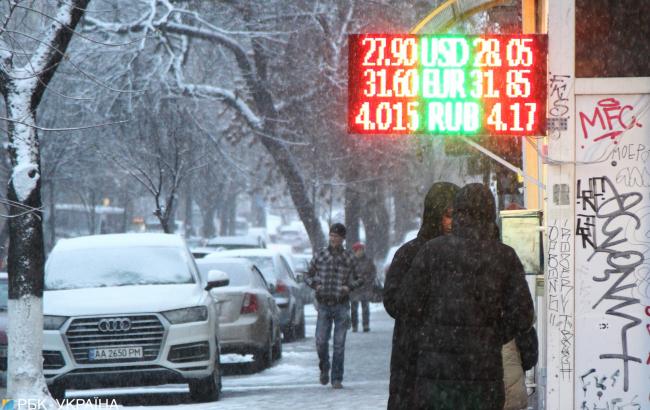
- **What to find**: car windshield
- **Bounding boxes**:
[45,246,195,290]
[0,279,6,310]
[197,262,250,287]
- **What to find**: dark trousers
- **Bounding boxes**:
[351,300,370,330]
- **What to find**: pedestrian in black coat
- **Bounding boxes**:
[383,181,459,410]
[397,183,534,410]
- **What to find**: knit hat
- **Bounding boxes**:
[329,223,347,238]
[352,242,365,251]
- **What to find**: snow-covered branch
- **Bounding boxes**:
[27,0,91,109]
[178,82,262,129]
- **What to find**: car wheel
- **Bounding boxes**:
[296,310,306,340]
[189,348,221,402]
[283,306,298,342]
[48,383,66,401]
[254,333,273,370]
[272,325,282,361]
[282,324,294,343]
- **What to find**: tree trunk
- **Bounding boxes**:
[155,199,175,234]
[392,186,418,246]
[47,180,56,251]
[89,190,97,234]
[201,204,217,238]
[121,187,131,233]
[228,194,237,235]
[157,190,177,234]
[184,181,193,238]
[160,215,173,234]
[0,221,9,270]
[219,203,228,236]
[251,192,266,227]
[359,180,390,261]
[5,98,49,401]
[344,180,361,249]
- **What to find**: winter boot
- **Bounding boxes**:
[320,369,329,385]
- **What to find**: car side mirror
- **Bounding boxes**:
[205,269,229,291]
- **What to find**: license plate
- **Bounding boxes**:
[88,346,143,360]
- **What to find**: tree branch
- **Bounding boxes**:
[28,0,91,110]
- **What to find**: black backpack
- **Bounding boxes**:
[515,326,538,371]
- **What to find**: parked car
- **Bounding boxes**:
[0,272,6,374]
[276,225,309,253]
[204,249,305,341]
[195,258,282,370]
[43,233,229,402]
[206,235,266,250]
[192,235,267,259]
[191,246,224,259]
[290,253,314,305]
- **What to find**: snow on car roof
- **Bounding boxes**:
[196,257,253,267]
[53,233,186,251]
[191,246,225,256]
[206,235,261,246]
[203,248,278,260]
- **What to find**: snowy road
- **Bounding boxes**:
[66,304,394,409]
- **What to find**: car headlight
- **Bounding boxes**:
[162,306,208,324]
[43,315,68,330]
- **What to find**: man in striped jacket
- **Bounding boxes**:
[306,223,363,389]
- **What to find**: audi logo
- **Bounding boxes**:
[97,318,132,333]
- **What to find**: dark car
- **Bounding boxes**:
[0,272,6,374]
[204,249,305,341]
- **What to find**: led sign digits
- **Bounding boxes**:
[348,34,548,136]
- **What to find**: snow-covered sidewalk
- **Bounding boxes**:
[57,303,394,409]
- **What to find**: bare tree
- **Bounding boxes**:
[50,0,469,255]
[82,0,328,248]
[106,100,204,233]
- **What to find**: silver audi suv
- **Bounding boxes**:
[42,233,229,402]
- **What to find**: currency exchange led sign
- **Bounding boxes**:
[348,34,548,136]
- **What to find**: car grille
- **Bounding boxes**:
[65,315,164,364]
[43,350,65,370]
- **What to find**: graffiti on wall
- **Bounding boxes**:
[575,94,650,409]
[578,98,643,146]
[576,176,644,392]
[548,218,574,380]
[548,74,571,140]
